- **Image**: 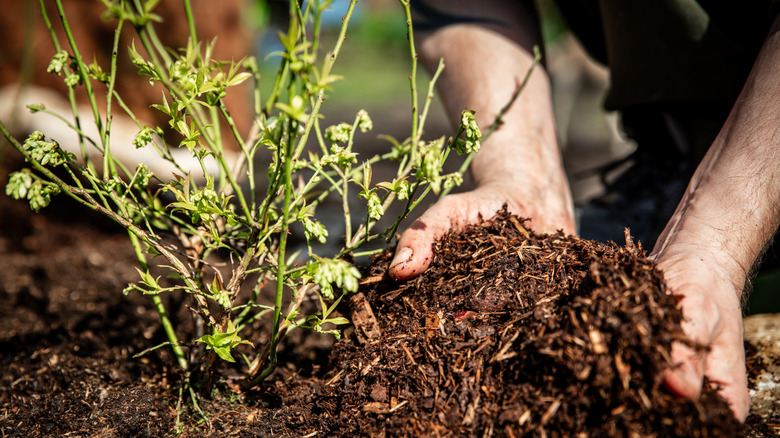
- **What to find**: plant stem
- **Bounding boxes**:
[218,102,256,211]
[182,0,198,44]
[311,0,323,55]
[1,120,213,329]
[383,181,431,243]
[352,248,385,258]
[264,59,290,117]
[102,14,125,178]
[342,166,351,243]
[399,0,419,143]
[254,134,295,383]
[34,108,102,151]
[136,25,255,222]
[53,0,108,172]
[208,104,228,190]
[481,46,541,142]
[128,232,188,371]
[38,0,94,171]
[417,58,445,143]
[320,0,357,80]
[134,0,173,68]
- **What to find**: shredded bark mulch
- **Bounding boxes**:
[311,207,755,437]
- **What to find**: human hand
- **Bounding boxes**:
[652,246,750,422]
[388,182,575,280]
[648,13,780,422]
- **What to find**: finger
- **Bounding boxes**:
[704,317,750,421]
[388,199,463,280]
[663,341,706,399]
[663,291,718,399]
[387,220,436,280]
[666,323,750,422]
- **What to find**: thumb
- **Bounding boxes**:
[388,198,467,280]
[388,219,436,280]
[388,218,443,280]
[388,189,517,280]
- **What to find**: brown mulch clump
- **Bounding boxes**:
[0,165,769,437]
[318,207,744,437]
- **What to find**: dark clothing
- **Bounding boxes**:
[551,2,779,245]
[553,1,777,112]
[413,1,778,113]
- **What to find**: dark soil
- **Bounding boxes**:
[0,154,776,436]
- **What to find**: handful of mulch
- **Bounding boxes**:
[313,208,754,437]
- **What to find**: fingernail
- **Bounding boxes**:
[390,247,413,269]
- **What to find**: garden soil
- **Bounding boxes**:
[0,154,776,437]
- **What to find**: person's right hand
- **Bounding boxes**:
[388,182,576,280]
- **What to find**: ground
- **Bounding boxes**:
[0,150,775,437]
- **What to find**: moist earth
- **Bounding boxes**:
[0,157,775,436]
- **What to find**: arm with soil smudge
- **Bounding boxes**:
[389,0,575,280]
[651,15,780,423]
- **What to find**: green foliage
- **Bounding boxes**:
[22,131,75,167]
[306,255,361,300]
[6,168,60,212]
[132,126,162,149]
[165,175,238,226]
[0,0,484,416]
[454,110,482,155]
[302,293,350,339]
[302,216,328,244]
[197,320,254,363]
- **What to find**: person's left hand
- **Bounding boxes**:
[652,246,750,421]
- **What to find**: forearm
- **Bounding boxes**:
[414,0,574,230]
[653,19,780,295]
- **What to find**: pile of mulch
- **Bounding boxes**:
[1,177,774,436]
[309,207,756,437]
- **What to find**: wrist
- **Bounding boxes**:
[652,221,752,301]
[469,180,576,234]
[471,131,570,192]
[651,133,778,299]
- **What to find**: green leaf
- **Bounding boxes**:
[227,71,252,87]
[213,346,236,362]
[317,73,344,87]
[169,201,198,211]
[306,256,361,299]
[325,316,350,326]
[275,95,308,122]
[128,41,159,83]
[135,267,161,290]
[143,0,162,13]
[87,56,109,83]
[196,321,253,363]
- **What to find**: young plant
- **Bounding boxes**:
[0,0,486,415]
